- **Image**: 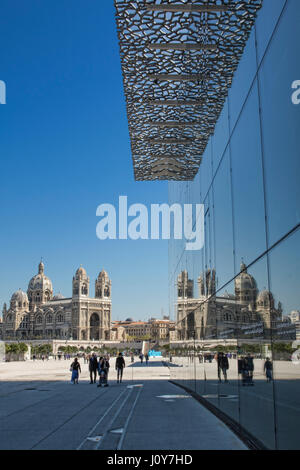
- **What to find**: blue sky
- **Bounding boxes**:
[0,0,299,322]
[0,0,168,321]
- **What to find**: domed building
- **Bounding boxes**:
[2,262,112,341]
[234,262,258,307]
[28,261,53,308]
[10,290,29,311]
[176,261,290,341]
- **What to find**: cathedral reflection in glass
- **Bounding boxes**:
[168,0,300,450]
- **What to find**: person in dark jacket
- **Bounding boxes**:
[217,352,229,383]
[89,353,98,384]
[264,357,273,382]
[115,353,126,383]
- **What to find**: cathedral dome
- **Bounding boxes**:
[97,269,109,280]
[11,289,29,304]
[27,262,53,304]
[235,263,257,291]
[75,266,88,279]
[28,272,53,292]
[53,293,65,300]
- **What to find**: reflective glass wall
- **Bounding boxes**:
[168,0,300,450]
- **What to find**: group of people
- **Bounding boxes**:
[216,351,273,385]
[70,352,126,385]
[139,353,149,364]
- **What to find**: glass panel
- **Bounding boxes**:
[230,79,266,268]
[211,100,229,170]
[255,0,286,64]
[229,30,257,130]
[199,140,213,202]
[214,279,240,424]
[258,0,300,246]
[237,258,276,449]
[212,149,234,289]
[268,228,300,450]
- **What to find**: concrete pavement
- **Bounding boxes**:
[0,357,247,450]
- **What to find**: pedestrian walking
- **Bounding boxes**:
[264,357,273,382]
[139,353,144,364]
[217,352,229,383]
[70,357,81,384]
[89,353,98,384]
[115,352,125,383]
[145,353,149,365]
[130,353,134,363]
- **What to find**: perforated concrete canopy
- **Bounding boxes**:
[114,0,263,181]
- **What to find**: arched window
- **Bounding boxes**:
[57,314,64,323]
[96,288,102,297]
[73,282,79,295]
[81,284,88,295]
[36,315,43,324]
[46,314,53,324]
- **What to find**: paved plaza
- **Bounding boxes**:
[0,357,247,450]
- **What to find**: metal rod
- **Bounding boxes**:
[146,5,229,13]
[148,43,217,51]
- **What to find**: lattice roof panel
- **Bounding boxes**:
[114,0,263,181]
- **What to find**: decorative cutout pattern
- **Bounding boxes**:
[114,0,263,180]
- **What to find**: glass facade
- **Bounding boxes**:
[168,0,300,450]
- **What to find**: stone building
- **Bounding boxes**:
[111,318,175,342]
[176,263,294,340]
[1,262,111,341]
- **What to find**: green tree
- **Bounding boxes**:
[19,343,28,354]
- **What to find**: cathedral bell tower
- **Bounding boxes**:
[72,266,90,297]
[95,270,111,299]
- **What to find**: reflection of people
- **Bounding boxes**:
[264,357,273,382]
[217,352,229,383]
[247,354,254,385]
[240,357,254,386]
